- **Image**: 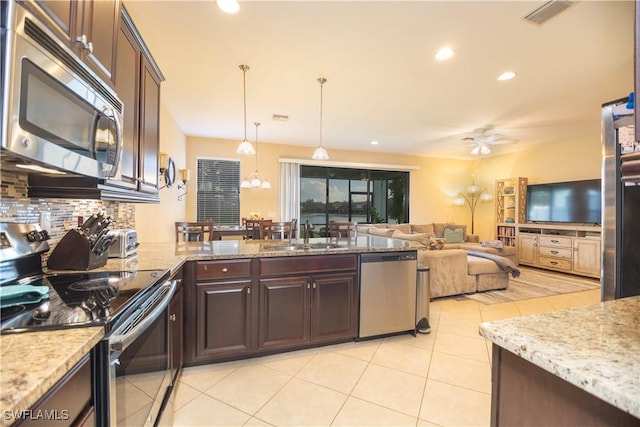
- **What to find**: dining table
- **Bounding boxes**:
[211,225,248,240]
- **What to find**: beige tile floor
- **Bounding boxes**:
[172,288,601,427]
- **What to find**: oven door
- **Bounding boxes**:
[107,280,177,427]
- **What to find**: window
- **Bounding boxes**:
[196,158,240,225]
[300,166,409,235]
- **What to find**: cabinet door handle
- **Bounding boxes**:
[550,261,558,265]
[246,287,251,295]
[221,267,228,273]
[551,239,560,244]
[551,250,559,254]
[312,282,317,289]
[170,314,176,322]
[307,283,310,289]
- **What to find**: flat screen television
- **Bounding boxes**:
[526,179,602,224]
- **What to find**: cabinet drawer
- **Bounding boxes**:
[539,235,572,248]
[538,256,572,271]
[259,255,357,276]
[538,246,573,260]
[196,259,252,280]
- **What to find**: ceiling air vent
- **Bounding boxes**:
[523,0,573,25]
[272,114,289,122]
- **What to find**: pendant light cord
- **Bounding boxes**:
[318,77,326,148]
[240,65,250,142]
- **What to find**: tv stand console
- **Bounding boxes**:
[517,223,601,278]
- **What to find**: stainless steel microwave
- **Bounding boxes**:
[1,2,123,179]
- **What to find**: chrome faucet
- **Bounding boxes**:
[303,221,311,244]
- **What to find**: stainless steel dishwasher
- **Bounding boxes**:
[359,251,418,338]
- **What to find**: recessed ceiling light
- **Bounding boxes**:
[217,0,240,14]
[435,47,454,61]
[497,71,516,81]
[370,141,379,145]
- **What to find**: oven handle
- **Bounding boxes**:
[109,279,177,352]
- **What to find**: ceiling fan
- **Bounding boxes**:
[462,128,517,156]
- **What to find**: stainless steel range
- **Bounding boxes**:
[0,222,176,426]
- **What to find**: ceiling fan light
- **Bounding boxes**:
[217,0,239,14]
[480,144,491,155]
[236,140,255,155]
[312,146,329,160]
[470,145,481,156]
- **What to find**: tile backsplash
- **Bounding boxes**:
[1,166,136,249]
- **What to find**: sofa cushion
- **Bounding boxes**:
[392,231,431,246]
[356,224,372,234]
[411,224,435,236]
[443,227,465,243]
[372,223,390,228]
[368,227,395,237]
[388,224,412,234]
[467,255,503,275]
[433,223,448,237]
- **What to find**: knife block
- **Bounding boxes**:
[47,229,108,271]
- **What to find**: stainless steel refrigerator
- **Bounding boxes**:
[602,96,640,300]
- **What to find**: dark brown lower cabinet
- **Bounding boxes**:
[491,345,639,426]
[258,272,358,350]
[184,255,358,365]
[196,280,254,360]
[16,354,93,426]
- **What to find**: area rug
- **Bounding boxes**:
[462,266,601,305]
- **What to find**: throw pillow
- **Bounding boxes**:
[443,227,465,243]
[411,224,435,235]
[388,224,412,234]
[445,224,467,241]
[427,238,445,250]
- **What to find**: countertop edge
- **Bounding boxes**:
[479,297,640,419]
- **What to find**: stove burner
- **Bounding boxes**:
[69,279,118,292]
[1,305,26,320]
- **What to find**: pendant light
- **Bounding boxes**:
[240,122,271,189]
[312,77,329,160]
[236,65,255,155]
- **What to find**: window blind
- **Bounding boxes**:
[196,158,240,225]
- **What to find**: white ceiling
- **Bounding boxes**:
[124,0,634,160]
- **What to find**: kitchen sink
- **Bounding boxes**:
[261,242,347,252]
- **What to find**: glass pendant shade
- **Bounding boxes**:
[466,184,480,194]
[237,140,255,155]
[312,146,329,160]
[240,122,271,190]
[480,192,493,201]
[453,197,466,206]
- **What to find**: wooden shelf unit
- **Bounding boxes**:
[517,223,602,278]
[495,177,527,247]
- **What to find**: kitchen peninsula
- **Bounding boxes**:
[479,296,640,426]
[0,235,415,423]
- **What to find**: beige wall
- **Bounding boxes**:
[135,103,188,243]
[135,106,603,244]
[185,135,477,228]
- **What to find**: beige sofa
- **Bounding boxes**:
[357,222,517,263]
[357,223,516,299]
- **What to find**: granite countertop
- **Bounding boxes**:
[89,235,416,275]
[479,296,640,418]
[0,327,104,426]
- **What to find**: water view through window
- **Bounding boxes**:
[300,166,409,236]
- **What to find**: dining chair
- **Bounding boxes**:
[258,219,274,239]
[328,221,357,239]
[175,220,215,242]
[243,218,261,240]
[270,221,293,240]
